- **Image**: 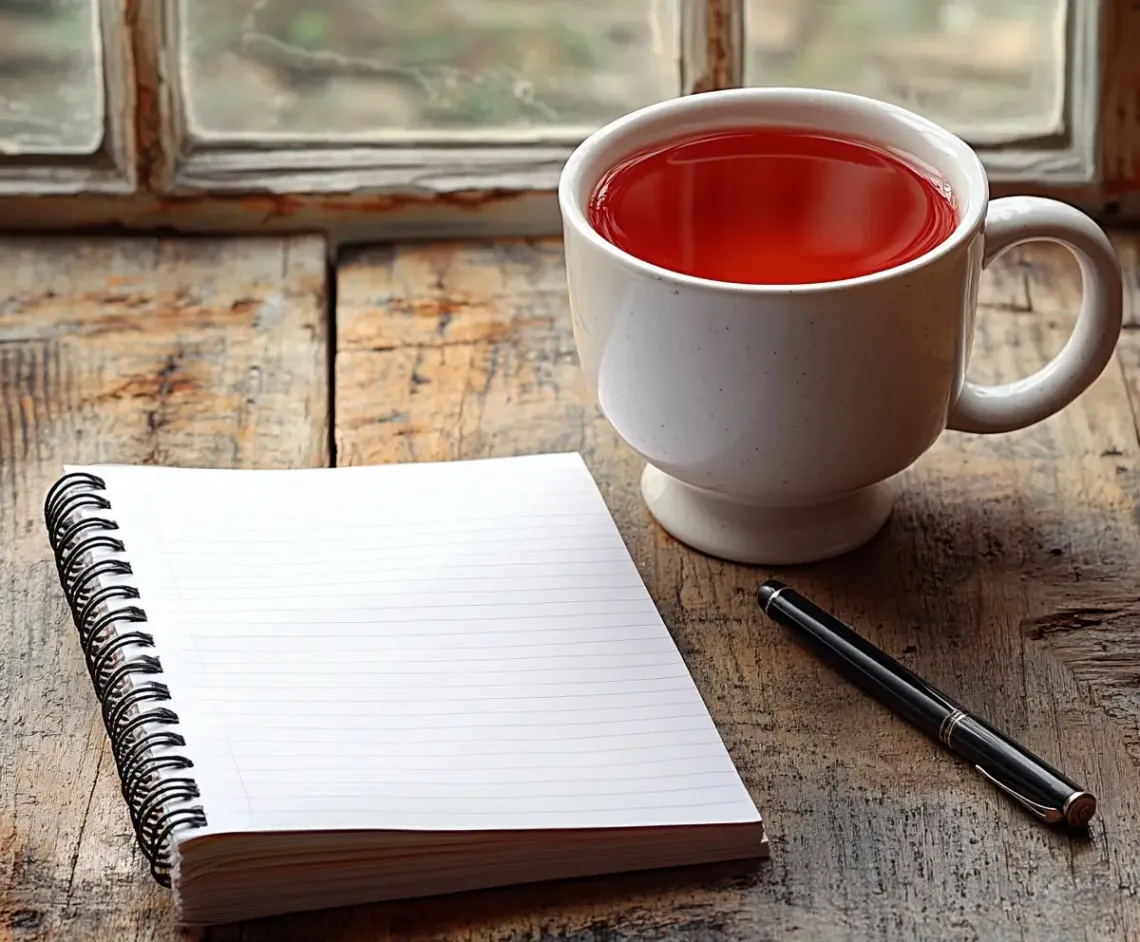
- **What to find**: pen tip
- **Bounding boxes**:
[757,580,787,612]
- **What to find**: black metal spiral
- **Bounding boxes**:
[44,472,207,887]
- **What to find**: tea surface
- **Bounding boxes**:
[588,127,957,285]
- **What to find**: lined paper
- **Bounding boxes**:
[80,455,760,836]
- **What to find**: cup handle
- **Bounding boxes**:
[947,196,1123,434]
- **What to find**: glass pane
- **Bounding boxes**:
[181,0,679,138]
[745,0,1066,137]
[0,0,103,154]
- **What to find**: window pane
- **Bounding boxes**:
[181,0,679,138]
[745,0,1066,138]
[0,0,103,154]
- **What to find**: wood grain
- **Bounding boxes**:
[0,235,329,942]
[323,236,1140,942]
[7,231,1140,941]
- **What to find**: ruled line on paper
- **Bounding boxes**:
[153,583,650,603]
[165,590,656,612]
[159,557,637,584]
[151,606,663,625]
[153,623,670,643]
[147,573,646,596]
[200,751,733,770]
[154,540,632,561]
[167,633,671,654]
[188,738,727,757]
[157,516,622,536]
[178,651,686,668]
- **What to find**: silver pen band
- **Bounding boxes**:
[937,709,969,747]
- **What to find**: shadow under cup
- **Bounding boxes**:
[558,88,992,566]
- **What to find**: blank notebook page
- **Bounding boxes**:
[83,454,760,836]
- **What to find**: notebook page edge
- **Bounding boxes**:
[68,451,586,477]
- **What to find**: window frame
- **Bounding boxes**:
[0,0,1133,240]
[0,0,134,195]
[149,0,689,196]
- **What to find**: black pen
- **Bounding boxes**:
[757,580,1096,828]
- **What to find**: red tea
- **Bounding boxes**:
[588,127,956,285]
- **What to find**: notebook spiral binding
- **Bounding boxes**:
[44,472,207,887]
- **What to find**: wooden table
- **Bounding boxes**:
[3,233,1140,941]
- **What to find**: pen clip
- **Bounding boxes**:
[974,765,1064,823]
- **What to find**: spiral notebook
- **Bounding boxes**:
[44,453,765,926]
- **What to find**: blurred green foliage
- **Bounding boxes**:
[289,9,328,49]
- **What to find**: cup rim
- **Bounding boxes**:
[558,87,989,294]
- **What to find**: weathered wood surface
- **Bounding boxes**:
[323,237,1140,942]
[0,236,330,942]
[5,232,1140,942]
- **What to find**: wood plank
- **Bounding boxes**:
[0,235,329,942]
[321,236,1140,942]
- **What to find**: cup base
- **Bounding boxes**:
[641,465,895,565]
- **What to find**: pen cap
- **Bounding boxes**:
[757,581,785,612]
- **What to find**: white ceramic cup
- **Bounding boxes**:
[559,88,1123,565]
